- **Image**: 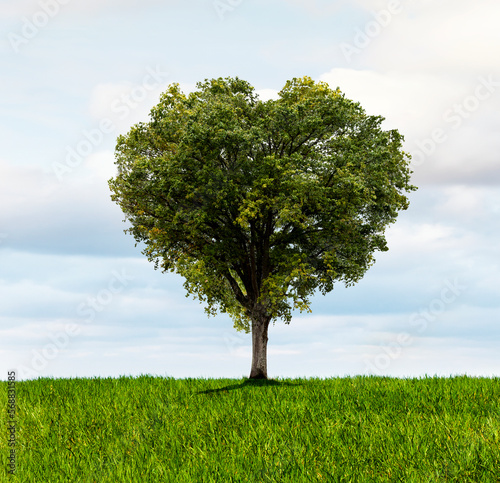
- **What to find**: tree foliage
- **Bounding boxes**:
[109,76,416,333]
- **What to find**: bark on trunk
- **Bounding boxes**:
[249,309,270,379]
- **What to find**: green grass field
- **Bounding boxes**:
[1,375,499,482]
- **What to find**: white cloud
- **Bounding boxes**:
[84,150,116,181]
[284,0,351,16]
[342,0,500,74]
[88,82,136,120]
[398,2,500,74]
[384,222,462,257]
[88,78,197,136]
[319,68,489,135]
[255,88,279,101]
[318,68,500,184]
[0,158,57,215]
[88,71,170,133]
[435,185,486,221]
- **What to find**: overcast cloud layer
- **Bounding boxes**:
[1,0,499,381]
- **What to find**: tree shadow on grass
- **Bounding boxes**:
[196,378,304,395]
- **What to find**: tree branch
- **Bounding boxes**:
[222,269,248,307]
[249,221,259,300]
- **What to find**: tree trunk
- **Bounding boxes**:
[249,307,271,379]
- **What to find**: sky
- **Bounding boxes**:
[1,0,499,381]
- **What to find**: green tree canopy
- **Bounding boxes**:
[109,75,416,378]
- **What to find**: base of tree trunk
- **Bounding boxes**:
[248,370,267,380]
